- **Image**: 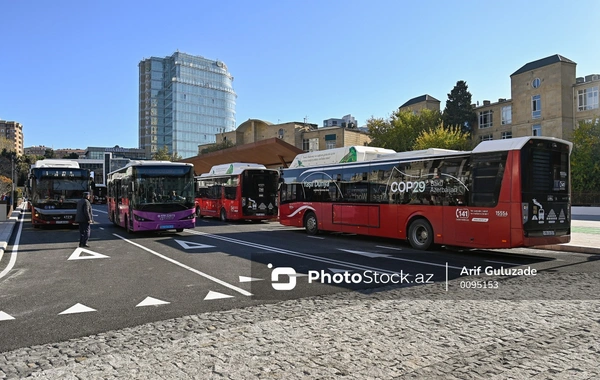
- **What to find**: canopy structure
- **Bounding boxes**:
[180,138,304,175]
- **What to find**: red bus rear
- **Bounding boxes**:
[279,137,572,250]
[195,163,279,222]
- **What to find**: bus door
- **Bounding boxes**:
[335,168,375,234]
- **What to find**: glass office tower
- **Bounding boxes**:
[139,52,236,159]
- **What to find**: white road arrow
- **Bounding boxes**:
[0,311,15,321]
[59,303,96,315]
[68,248,109,260]
[175,240,215,250]
[204,291,234,300]
[136,297,170,307]
[239,276,263,283]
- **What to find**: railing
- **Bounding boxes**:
[572,192,600,206]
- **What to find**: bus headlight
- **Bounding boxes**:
[134,214,151,222]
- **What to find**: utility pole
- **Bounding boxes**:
[11,154,15,211]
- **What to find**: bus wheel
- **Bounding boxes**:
[176,228,184,232]
[220,209,227,222]
[304,212,319,235]
[408,218,433,250]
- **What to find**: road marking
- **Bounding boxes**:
[204,291,234,300]
[376,245,403,251]
[0,311,15,321]
[329,268,353,273]
[114,234,252,296]
[136,297,170,307]
[186,230,400,275]
[59,303,96,315]
[68,248,110,260]
[338,249,463,270]
[174,239,215,250]
[484,260,521,266]
[0,210,25,280]
[307,236,325,239]
[239,276,263,282]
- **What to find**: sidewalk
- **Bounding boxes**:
[0,202,26,266]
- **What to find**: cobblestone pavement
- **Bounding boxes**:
[1,270,598,379]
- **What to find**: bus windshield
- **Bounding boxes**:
[132,166,195,208]
[30,169,90,206]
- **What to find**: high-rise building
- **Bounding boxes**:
[0,120,24,156]
[138,52,237,159]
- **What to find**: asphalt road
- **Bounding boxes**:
[1,205,598,354]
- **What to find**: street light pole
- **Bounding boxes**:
[11,155,15,211]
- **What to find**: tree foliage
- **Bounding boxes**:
[152,146,183,161]
[367,109,442,152]
[413,124,472,151]
[200,140,235,154]
[442,80,477,135]
[0,175,11,196]
[571,118,600,194]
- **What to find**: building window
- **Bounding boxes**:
[302,139,310,152]
[479,134,493,141]
[501,105,512,125]
[532,95,541,119]
[532,124,541,136]
[532,78,541,88]
[278,128,284,139]
[501,131,512,139]
[578,86,599,111]
[479,110,493,129]
[325,134,337,149]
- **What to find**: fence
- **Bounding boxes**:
[572,192,600,207]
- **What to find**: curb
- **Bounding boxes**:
[533,244,600,255]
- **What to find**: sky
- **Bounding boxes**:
[1,0,599,150]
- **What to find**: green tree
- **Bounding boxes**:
[44,149,55,159]
[571,118,600,197]
[413,124,472,151]
[152,146,183,161]
[367,108,442,152]
[442,80,477,135]
[0,175,11,196]
[200,140,234,154]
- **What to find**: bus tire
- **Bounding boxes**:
[176,228,184,232]
[407,218,434,250]
[304,212,319,235]
[220,208,227,222]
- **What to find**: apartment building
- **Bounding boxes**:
[403,54,599,143]
[0,120,24,156]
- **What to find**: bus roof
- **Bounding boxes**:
[472,136,573,154]
[31,159,81,169]
[202,163,269,177]
[107,160,193,176]
[289,146,396,168]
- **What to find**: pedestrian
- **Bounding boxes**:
[75,192,93,247]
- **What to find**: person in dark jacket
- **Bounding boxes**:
[75,192,94,247]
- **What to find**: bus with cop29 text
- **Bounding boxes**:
[107,161,196,233]
[279,136,572,250]
[28,159,91,227]
[195,163,279,222]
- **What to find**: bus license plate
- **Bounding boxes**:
[56,221,69,224]
[160,225,174,229]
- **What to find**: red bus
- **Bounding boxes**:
[279,136,572,250]
[107,161,196,233]
[194,163,279,222]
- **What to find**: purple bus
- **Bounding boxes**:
[107,161,196,233]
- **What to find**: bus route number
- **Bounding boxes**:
[456,209,469,219]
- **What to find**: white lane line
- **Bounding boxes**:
[376,245,403,251]
[484,260,522,266]
[187,230,405,275]
[0,211,25,280]
[93,208,108,214]
[113,233,252,296]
